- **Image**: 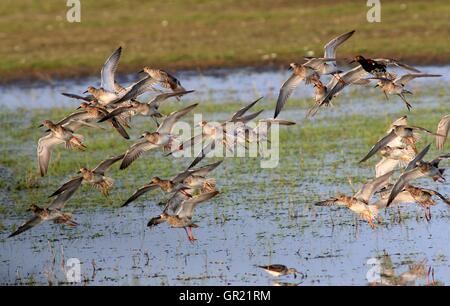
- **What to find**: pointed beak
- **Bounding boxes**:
[348,59,355,64]
[374,84,379,88]
[38,124,43,128]
[83,90,88,94]
[76,105,82,109]
[288,66,293,70]
[139,135,144,139]
[138,69,144,74]
[294,274,297,279]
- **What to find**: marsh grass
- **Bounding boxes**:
[0,84,448,229]
[1,0,449,81]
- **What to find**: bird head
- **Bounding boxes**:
[84,86,96,94]
[349,55,364,64]
[39,119,53,128]
[27,204,40,212]
[139,66,151,74]
[288,63,299,70]
[287,268,300,278]
[77,102,90,110]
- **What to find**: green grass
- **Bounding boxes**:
[1,0,449,81]
[1,83,448,224]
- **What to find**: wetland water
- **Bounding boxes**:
[1,66,449,285]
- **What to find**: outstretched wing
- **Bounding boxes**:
[436,115,450,150]
[355,170,395,203]
[120,141,158,170]
[314,198,345,207]
[230,97,263,121]
[324,30,355,59]
[48,186,79,210]
[112,76,157,104]
[157,103,198,134]
[122,184,158,207]
[48,176,83,198]
[373,58,421,73]
[101,47,122,92]
[405,144,430,171]
[387,168,424,207]
[8,216,44,238]
[147,90,195,108]
[274,74,304,118]
[93,154,125,175]
[359,130,397,163]
[37,134,64,177]
[394,73,441,86]
[176,190,219,219]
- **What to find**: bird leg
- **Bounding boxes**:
[424,207,432,222]
[188,227,197,242]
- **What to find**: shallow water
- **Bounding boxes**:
[1,66,450,285]
[1,66,449,109]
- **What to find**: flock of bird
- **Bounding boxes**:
[8,30,450,248]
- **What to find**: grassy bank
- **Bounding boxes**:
[1,0,449,82]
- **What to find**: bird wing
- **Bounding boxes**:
[173,160,223,184]
[120,140,159,169]
[303,58,336,70]
[394,73,441,86]
[109,117,130,139]
[430,153,450,167]
[375,158,400,178]
[387,168,425,207]
[101,47,122,92]
[359,130,397,163]
[324,30,355,59]
[147,90,195,108]
[167,133,206,157]
[157,103,198,134]
[122,184,158,207]
[176,190,219,219]
[97,105,134,123]
[93,154,125,175]
[188,139,217,169]
[373,58,421,73]
[436,115,450,150]
[55,111,92,127]
[61,92,95,102]
[48,176,83,198]
[230,97,263,121]
[147,215,167,228]
[341,65,369,84]
[355,170,395,203]
[48,186,79,210]
[8,216,44,238]
[314,198,346,207]
[37,134,65,177]
[112,76,158,104]
[316,66,368,108]
[420,188,450,206]
[187,160,223,178]
[405,144,430,171]
[231,110,264,124]
[274,74,304,118]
